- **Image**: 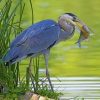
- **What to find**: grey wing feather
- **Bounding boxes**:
[10,20,58,48]
[3,24,60,63]
[18,25,60,55]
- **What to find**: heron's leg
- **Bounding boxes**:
[44,50,54,92]
[29,57,33,73]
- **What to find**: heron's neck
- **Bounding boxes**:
[57,20,75,42]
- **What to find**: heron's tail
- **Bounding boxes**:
[2,47,26,65]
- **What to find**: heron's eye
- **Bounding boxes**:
[73,17,78,22]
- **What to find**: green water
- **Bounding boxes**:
[20,0,100,76]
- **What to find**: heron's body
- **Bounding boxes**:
[4,19,75,63]
[3,13,90,91]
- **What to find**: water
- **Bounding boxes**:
[49,77,100,100]
[38,69,100,99]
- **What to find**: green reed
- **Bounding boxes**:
[0,0,25,97]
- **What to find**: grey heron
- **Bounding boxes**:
[3,13,91,91]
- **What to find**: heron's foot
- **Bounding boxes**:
[46,70,54,92]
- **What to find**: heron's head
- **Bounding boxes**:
[59,13,91,46]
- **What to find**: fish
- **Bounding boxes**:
[75,21,91,48]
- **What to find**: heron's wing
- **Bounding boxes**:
[21,25,60,55]
[10,20,58,48]
[3,20,60,63]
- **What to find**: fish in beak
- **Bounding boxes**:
[60,13,92,47]
[74,18,91,47]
